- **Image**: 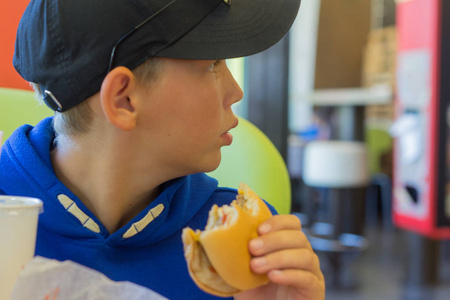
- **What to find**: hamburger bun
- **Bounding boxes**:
[182,183,273,297]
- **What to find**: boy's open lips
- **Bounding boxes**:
[221,118,239,146]
[221,132,233,146]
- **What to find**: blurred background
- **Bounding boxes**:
[230,0,450,299]
[1,0,450,299]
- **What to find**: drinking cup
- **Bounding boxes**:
[0,196,43,300]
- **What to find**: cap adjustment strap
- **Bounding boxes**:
[44,90,63,112]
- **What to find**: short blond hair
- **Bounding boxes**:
[31,58,161,143]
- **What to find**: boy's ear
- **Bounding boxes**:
[99,66,138,131]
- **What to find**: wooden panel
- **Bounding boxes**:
[314,0,371,89]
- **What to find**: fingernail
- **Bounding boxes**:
[271,270,283,276]
[250,238,263,250]
[253,257,266,267]
[259,223,271,234]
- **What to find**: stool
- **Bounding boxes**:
[366,172,394,230]
[302,140,370,289]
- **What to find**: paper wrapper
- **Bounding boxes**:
[11,256,168,300]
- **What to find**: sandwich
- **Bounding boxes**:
[182,183,273,297]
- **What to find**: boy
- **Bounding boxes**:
[1,0,325,299]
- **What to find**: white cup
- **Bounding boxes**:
[0,196,43,300]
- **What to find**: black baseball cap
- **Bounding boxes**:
[13,0,301,112]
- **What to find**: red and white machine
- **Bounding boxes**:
[392,0,450,239]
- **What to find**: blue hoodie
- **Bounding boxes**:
[0,118,276,299]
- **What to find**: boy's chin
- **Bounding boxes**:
[202,162,221,174]
[198,155,222,174]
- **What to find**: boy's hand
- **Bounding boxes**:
[234,214,325,300]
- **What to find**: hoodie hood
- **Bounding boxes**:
[0,117,220,247]
[0,118,252,299]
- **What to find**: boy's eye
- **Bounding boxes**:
[207,60,220,72]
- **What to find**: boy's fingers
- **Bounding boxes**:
[258,214,302,235]
[250,248,322,279]
[249,229,311,255]
[268,269,326,298]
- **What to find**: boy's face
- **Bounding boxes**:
[138,58,243,176]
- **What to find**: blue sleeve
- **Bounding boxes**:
[263,200,279,215]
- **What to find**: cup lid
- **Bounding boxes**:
[0,196,43,215]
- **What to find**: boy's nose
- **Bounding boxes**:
[231,80,244,105]
[225,71,244,107]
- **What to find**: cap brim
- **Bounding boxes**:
[157,0,301,59]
